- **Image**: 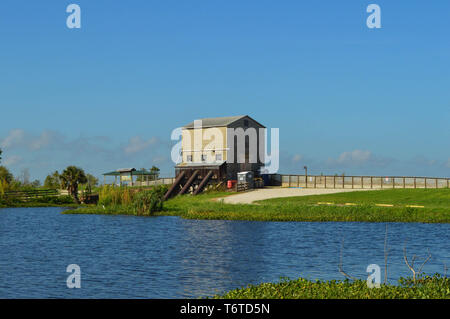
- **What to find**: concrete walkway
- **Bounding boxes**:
[221,187,372,204]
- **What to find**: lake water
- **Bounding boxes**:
[0,207,448,298]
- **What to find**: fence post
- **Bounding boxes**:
[334,176,336,188]
[297,176,300,187]
[289,175,291,188]
[361,176,363,189]
[425,178,427,189]
[351,176,354,189]
[381,177,383,189]
[314,176,317,188]
[403,177,405,188]
[324,176,327,188]
[392,177,395,188]
[370,176,373,189]
[414,178,416,188]
[435,178,438,189]
[305,175,308,188]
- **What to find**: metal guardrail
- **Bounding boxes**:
[277,175,450,189]
[111,175,449,190]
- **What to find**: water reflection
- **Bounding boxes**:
[178,219,270,297]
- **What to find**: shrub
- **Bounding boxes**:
[98,185,133,207]
[0,178,8,197]
[45,195,75,205]
[132,185,167,216]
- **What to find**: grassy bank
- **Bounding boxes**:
[0,195,79,209]
[213,274,450,299]
[0,202,79,208]
[68,188,450,223]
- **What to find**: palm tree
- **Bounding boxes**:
[60,166,87,203]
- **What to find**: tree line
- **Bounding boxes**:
[0,147,161,204]
[0,147,97,203]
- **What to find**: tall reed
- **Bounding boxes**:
[98,185,135,207]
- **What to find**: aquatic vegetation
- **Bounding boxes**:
[213,274,450,299]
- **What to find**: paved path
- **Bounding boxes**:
[221,187,372,204]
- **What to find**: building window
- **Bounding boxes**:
[201,154,207,162]
[187,155,193,162]
[244,119,249,127]
[216,153,222,161]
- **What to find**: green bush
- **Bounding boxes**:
[0,196,14,207]
[94,185,168,216]
[132,185,167,216]
[34,195,75,205]
[98,185,133,207]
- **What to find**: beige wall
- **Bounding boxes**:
[181,116,266,171]
[182,126,228,163]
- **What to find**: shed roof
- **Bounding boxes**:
[176,161,225,168]
[183,115,265,129]
[103,169,158,176]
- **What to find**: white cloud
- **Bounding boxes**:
[0,129,63,151]
[326,149,392,168]
[292,154,304,163]
[123,136,159,154]
[151,155,169,164]
[30,131,61,150]
[2,155,22,166]
[0,129,26,149]
[336,150,372,165]
[410,156,440,167]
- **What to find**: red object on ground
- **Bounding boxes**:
[227,180,237,189]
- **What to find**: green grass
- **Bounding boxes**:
[213,274,450,299]
[259,188,450,210]
[68,188,450,223]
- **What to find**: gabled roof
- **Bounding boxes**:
[183,115,265,129]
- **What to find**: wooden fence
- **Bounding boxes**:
[276,175,449,189]
[2,189,59,200]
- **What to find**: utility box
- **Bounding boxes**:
[237,171,254,189]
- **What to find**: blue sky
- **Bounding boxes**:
[0,0,449,181]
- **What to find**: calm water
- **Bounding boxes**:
[0,207,448,298]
